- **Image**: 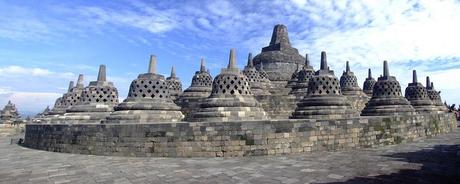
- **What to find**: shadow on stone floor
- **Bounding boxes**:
[326,144,460,184]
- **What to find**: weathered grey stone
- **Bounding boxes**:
[363,68,376,96]
[189,49,268,122]
[59,65,119,124]
[253,24,305,88]
[426,76,448,113]
[291,52,359,120]
[404,70,438,113]
[106,55,184,123]
[362,61,415,116]
[176,58,213,119]
[242,53,271,96]
[289,54,315,99]
[339,61,369,111]
[166,66,183,101]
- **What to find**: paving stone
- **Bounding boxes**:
[1,129,460,183]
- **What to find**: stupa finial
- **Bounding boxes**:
[383,60,389,77]
[97,65,106,82]
[227,49,237,69]
[269,24,290,46]
[426,76,431,88]
[412,70,417,83]
[368,68,372,78]
[170,66,176,78]
[67,81,74,92]
[148,55,157,74]
[77,74,84,85]
[320,51,327,70]
[431,82,434,89]
[305,54,310,67]
[247,53,253,67]
[346,61,350,72]
[200,58,206,72]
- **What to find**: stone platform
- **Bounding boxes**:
[24,113,456,157]
[1,126,459,183]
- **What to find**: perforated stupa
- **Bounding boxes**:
[176,58,213,118]
[107,55,184,123]
[426,77,448,112]
[291,51,359,119]
[361,61,415,116]
[363,69,376,96]
[339,61,369,111]
[404,70,438,113]
[189,49,268,122]
[59,65,119,124]
[289,54,315,98]
[166,66,182,101]
[242,53,271,96]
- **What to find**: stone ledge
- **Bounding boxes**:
[23,113,457,157]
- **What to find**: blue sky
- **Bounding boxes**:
[1,0,460,115]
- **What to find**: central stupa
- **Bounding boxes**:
[252,24,305,88]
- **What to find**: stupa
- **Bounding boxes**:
[289,54,315,98]
[426,77,448,112]
[339,61,369,111]
[49,81,74,115]
[404,70,438,113]
[285,64,300,89]
[0,101,21,124]
[253,24,305,88]
[363,69,377,96]
[176,58,213,119]
[291,51,359,119]
[166,66,182,101]
[62,74,85,108]
[189,49,268,122]
[361,61,415,116]
[242,53,271,96]
[107,55,184,123]
[59,65,119,124]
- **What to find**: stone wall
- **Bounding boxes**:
[24,113,457,157]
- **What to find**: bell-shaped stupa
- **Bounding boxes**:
[404,70,438,113]
[189,49,268,122]
[339,61,369,111]
[107,55,184,123]
[242,53,271,96]
[361,61,415,116]
[289,54,315,98]
[166,66,182,101]
[425,77,448,112]
[176,58,213,118]
[253,24,305,88]
[291,51,359,119]
[62,74,85,108]
[285,64,300,89]
[49,81,74,115]
[363,69,376,96]
[60,65,119,124]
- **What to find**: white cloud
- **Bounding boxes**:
[0,65,74,78]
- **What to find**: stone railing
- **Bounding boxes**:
[24,113,457,157]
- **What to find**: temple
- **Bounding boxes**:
[24,24,457,158]
[0,101,21,124]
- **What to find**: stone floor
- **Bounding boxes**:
[1,129,459,184]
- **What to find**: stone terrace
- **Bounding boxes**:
[1,127,459,184]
